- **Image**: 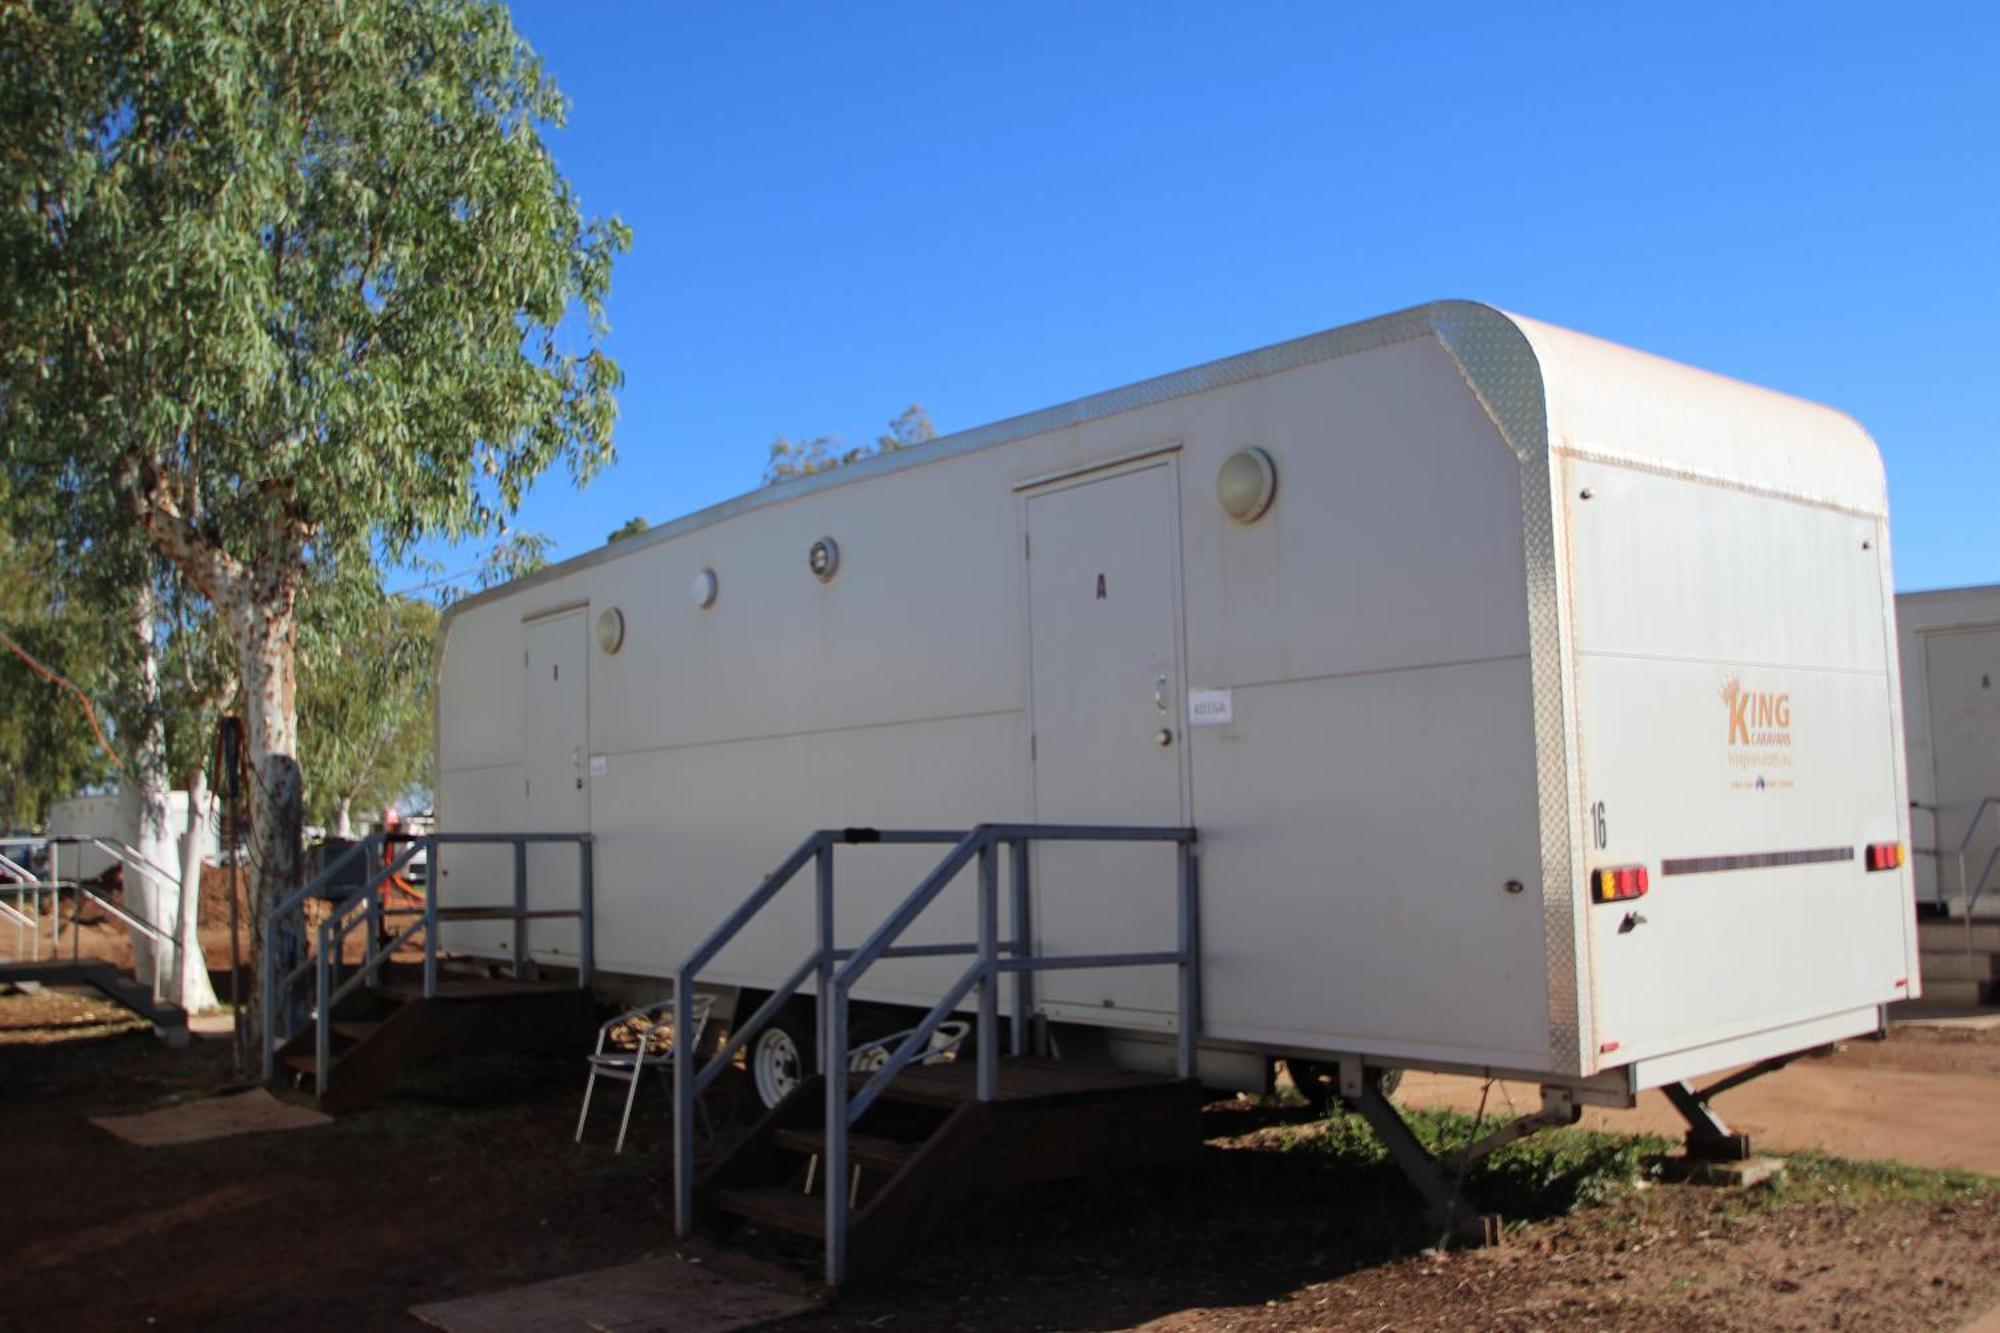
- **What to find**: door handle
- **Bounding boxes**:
[1156,728,1175,747]
[1154,676,1170,712]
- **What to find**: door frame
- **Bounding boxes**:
[1015,445,1194,834]
[1921,621,2000,897]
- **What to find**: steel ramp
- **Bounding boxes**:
[0,961,189,1041]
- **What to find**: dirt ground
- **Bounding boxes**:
[2,989,1997,1333]
[1399,1022,2000,1177]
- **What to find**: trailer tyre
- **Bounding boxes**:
[748,1003,818,1110]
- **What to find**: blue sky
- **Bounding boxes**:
[444,2,1998,594]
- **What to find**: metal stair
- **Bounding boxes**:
[703,1060,1200,1275]
[672,823,1204,1286]
[1913,918,2000,1007]
[273,970,591,1112]
[262,832,598,1109]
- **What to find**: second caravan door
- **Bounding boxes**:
[1025,461,1185,1023]
[1926,625,2000,905]
[523,609,589,962]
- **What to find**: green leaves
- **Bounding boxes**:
[0,0,627,583]
[762,403,936,486]
[297,584,438,827]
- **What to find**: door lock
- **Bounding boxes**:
[1156,728,1174,747]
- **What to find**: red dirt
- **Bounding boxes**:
[1398,1025,2000,1178]
[1,997,1995,1332]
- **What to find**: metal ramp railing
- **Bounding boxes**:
[1953,795,2000,919]
[0,836,187,1000]
[672,822,1200,1285]
[261,831,595,1094]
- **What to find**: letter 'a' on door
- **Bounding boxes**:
[1025,462,1185,1020]
[523,609,589,960]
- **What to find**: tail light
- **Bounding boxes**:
[1591,864,1649,903]
[1865,842,1904,872]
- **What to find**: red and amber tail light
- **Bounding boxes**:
[1864,842,1904,872]
[1591,864,1649,903]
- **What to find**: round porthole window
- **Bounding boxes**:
[691,567,719,609]
[1217,448,1277,523]
[596,606,626,654]
[809,537,840,582]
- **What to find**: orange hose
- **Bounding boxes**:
[0,624,127,773]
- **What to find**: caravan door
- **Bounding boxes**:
[1025,460,1186,1026]
[523,608,590,962]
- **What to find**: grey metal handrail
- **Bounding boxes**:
[261,831,596,1089]
[671,822,1200,1287]
[1954,796,2000,918]
[671,828,970,1230]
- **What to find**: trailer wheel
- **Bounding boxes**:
[748,1003,818,1110]
[1283,1059,1401,1114]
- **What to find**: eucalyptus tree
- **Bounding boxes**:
[763,404,936,485]
[299,588,438,839]
[0,493,115,828]
[0,1,626,1024]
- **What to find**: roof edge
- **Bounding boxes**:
[439,299,1515,629]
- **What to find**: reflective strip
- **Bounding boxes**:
[1660,846,1855,876]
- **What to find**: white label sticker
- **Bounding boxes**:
[588,754,609,778]
[1188,688,1233,727]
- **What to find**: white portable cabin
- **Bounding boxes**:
[47,790,219,880]
[1897,583,2000,915]
[435,300,1917,1105]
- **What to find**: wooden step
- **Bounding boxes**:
[1917,920,2000,952]
[712,1185,827,1238]
[772,1127,920,1171]
[369,977,577,1004]
[375,906,579,921]
[847,1057,1180,1108]
[329,1019,387,1042]
[280,1051,317,1076]
[1912,977,1994,1006]
[1919,951,2000,982]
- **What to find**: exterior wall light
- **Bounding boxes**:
[1217,447,1277,523]
[691,567,719,609]
[596,606,625,654]
[809,537,840,582]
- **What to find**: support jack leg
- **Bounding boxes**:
[1662,1079,1753,1162]
[1340,1060,1581,1249]
[1658,1058,1796,1188]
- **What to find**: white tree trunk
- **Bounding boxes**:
[334,797,354,840]
[126,583,175,988]
[171,765,221,1012]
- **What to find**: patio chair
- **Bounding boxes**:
[575,994,714,1154]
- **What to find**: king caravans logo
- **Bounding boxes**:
[1719,675,1791,748]
[1720,674,1795,791]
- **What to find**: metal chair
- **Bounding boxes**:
[576,994,714,1154]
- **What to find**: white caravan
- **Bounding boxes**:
[435,300,1918,1119]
